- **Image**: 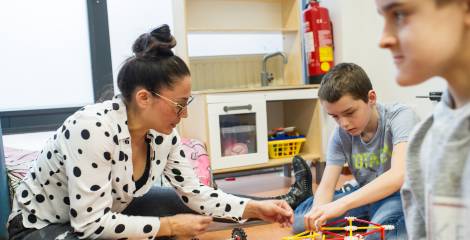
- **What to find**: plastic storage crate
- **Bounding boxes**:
[268,138,306,159]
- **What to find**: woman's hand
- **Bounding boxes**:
[243,200,294,227]
[158,214,213,238]
[304,199,348,231]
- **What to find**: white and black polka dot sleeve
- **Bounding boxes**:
[62,114,160,239]
[163,131,250,222]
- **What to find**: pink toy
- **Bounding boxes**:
[181,138,212,186]
[223,142,249,156]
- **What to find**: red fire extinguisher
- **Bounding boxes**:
[303,0,334,84]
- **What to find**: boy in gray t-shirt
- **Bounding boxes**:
[293,63,419,240]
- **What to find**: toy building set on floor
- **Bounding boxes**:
[205,216,395,240]
[282,217,395,240]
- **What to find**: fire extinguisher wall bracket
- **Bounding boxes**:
[303,0,334,84]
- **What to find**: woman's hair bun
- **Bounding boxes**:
[132,24,176,58]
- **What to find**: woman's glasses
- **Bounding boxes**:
[151,91,194,116]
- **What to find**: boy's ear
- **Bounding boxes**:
[367,90,377,105]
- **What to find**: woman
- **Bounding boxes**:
[7,25,293,239]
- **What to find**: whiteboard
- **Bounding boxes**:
[0,1,94,111]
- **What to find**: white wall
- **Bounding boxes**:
[326,0,445,112]
[106,0,175,94]
[320,0,446,150]
[0,1,94,111]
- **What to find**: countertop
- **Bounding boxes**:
[192,84,320,95]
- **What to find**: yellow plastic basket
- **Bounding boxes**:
[268,138,306,159]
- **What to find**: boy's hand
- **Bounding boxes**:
[243,200,294,227]
[304,200,348,231]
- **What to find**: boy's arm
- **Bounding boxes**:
[314,127,348,207]
[335,141,406,210]
[304,164,342,230]
[304,142,407,231]
[312,165,343,207]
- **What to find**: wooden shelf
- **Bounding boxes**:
[213,153,321,174]
[185,0,300,32]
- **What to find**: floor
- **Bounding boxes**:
[195,165,353,240]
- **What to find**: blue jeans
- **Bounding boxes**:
[293,185,408,240]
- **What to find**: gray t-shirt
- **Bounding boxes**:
[326,103,419,187]
[401,90,470,240]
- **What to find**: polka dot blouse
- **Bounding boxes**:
[8,96,249,239]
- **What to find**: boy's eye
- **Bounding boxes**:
[392,10,407,24]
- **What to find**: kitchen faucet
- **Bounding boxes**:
[261,51,288,87]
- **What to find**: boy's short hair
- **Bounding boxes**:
[318,62,373,103]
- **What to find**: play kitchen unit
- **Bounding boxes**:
[178,0,326,180]
[180,86,324,178]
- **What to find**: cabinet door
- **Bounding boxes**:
[207,99,268,170]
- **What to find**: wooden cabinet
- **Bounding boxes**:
[174,0,304,90]
[180,86,323,174]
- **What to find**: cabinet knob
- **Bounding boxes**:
[223,104,253,112]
